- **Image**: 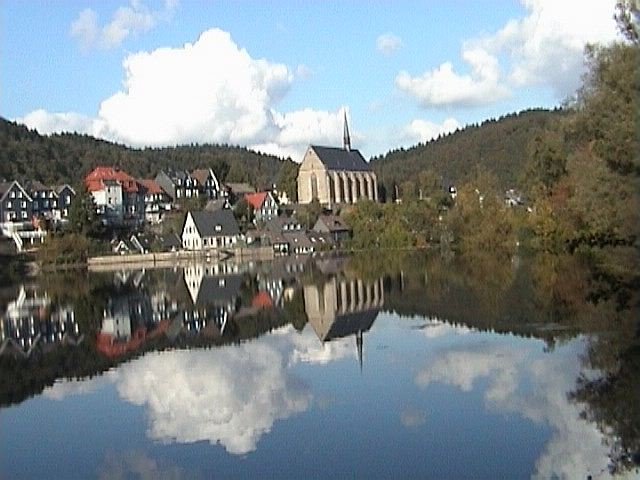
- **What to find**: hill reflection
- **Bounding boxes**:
[0,251,637,474]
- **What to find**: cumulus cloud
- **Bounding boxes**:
[70,0,178,50]
[396,47,510,107]
[108,325,356,456]
[414,337,620,479]
[115,338,312,455]
[376,33,403,56]
[396,0,619,108]
[21,28,351,161]
[402,117,461,145]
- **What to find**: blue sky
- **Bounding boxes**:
[1,0,620,160]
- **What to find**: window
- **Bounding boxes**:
[41,191,46,198]
[6,201,11,209]
[21,211,27,219]
[215,225,222,232]
[10,191,15,198]
[17,191,22,198]
[21,201,26,208]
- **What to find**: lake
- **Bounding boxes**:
[1,252,638,479]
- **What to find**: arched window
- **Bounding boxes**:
[310,173,318,200]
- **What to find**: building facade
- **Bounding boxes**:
[297,116,378,206]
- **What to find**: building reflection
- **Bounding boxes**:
[0,285,81,357]
[304,275,384,369]
[182,262,244,338]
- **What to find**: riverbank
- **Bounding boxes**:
[87,246,274,271]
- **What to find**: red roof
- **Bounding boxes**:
[245,192,268,210]
[138,179,164,195]
[252,291,274,309]
[85,166,139,193]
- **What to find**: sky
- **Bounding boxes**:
[0,0,621,161]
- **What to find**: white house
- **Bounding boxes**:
[181,209,240,251]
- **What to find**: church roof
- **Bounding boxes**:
[310,146,371,172]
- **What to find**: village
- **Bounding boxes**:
[0,117,375,260]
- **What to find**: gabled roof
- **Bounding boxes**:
[310,146,371,172]
[0,180,33,202]
[314,214,350,233]
[54,184,75,195]
[138,179,164,195]
[191,168,219,187]
[245,192,268,210]
[188,209,240,237]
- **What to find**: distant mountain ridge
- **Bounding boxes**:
[0,118,287,189]
[371,108,564,192]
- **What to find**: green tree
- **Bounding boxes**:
[67,186,102,237]
[277,159,299,203]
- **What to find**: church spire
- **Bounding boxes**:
[356,330,363,373]
[343,109,351,151]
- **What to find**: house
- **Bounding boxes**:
[225,182,255,204]
[155,169,199,203]
[313,214,351,244]
[245,191,279,223]
[181,209,240,250]
[111,234,149,255]
[53,184,76,220]
[191,168,224,199]
[85,167,145,226]
[297,114,378,205]
[0,180,33,226]
[258,216,304,254]
[138,179,172,223]
[26,181,58,221]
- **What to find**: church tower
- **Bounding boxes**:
[343,110,351,151]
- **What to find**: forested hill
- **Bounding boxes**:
[0,118,287,189]
[371,108,564,193]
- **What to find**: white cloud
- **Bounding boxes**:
[70,8,99,51]
[21,28,351,161]
[376,33,403,56]
[114,333,313,455]
[414,338,623,479]
[402,117,461,145]
[396,0,619,108]
[70,0,179,50]
[20,109,99,136]
[396,46,510,108]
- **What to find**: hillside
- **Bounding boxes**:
[0,118,289,190]
[371,108,564,193]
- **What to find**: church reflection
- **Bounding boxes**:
[304,275,383,369]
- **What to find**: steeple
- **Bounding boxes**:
[343,110,351,151]
[356,330,363,373]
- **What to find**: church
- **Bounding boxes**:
[297,115,378,205]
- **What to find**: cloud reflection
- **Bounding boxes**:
[110,325,353,455]
[414,335,620,479]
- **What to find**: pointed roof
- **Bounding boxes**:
[245,192,269,210]
[343,110,351,151]
[191,168,219,187]
[309,146,371,172]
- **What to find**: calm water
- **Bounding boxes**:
[1,253,638,479]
